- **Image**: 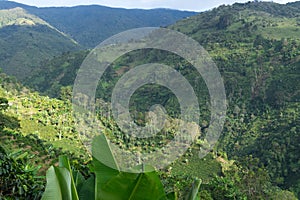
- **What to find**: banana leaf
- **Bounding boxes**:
[92,134,167,200]
[41,156,79,200]
[42,166,73,200]
[78,176,95,200]
[97,168,167,200]
[184,178,201,200]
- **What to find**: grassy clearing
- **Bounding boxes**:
[170,150,222,182]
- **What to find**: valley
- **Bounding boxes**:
[0,1,299,199]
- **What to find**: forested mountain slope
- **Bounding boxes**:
[26,1,300,109]
[23,1,300,198]
[0,73,90,198]
[0,1,196,48]
[0,6,79,79]
[170,1,300,197]
[0,1,196,80]
[28,6,196,48]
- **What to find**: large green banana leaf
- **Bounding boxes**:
[41,166,78,200]
[42,134,201,200]
[92,134,167,200]
[42,156,79,200]
[96,169,167,200]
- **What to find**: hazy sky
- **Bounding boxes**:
[11,0,297,11]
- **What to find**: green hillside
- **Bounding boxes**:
[0,1,197,48]
[169,1,300,105]
[0,73,91,198]
[170,1,300,197]
[0,1,300,199]
[171,1,300,41]
[24,51,89,97]
[0,1,196,80]
[29,6,196,48]
[21,1,300,198]
[0,7,80,80]
[0,7,46,27]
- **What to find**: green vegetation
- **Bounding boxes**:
[0,1,300,199]
[0,7,47,27]
[0,145,44,199]
[28,6,196,48]
[24,51,89,97]
[0,6,80,80]
[169,2,300,198]
[0,1,196,48]
[42,135,202,200]
[0,1,195,81]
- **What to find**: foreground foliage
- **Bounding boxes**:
[42,135,201,200]
[0,145,44,199]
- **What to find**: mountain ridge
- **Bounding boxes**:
[0,1,197,48]
[0,6,80,79]
[0,1,196,79]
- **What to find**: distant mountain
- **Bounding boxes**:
[287,1,300,8]
[0,1,196,48]
[0,7,79,79]
[0,1,196,79]
[29,6,196,48]
[0,1,31,10]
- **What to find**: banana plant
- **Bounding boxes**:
[41,156,79,200]
[184,178,202,200]
[42,134,201,200]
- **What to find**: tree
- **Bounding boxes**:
[0,97,8,111]
[0,97,20,130]
[217,13,233,29]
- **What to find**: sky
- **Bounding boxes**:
[10,0,297,11]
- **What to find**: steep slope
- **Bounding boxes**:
[23,1,300,197]
[0,7,80,80]
[0,1,196,48]
[169,1,300,105]
[24,50,89,97]
[0,73,86,155]
[0,73,88,198]
[28,6,196,48]
[26,1,300,107]
[0,1,196,80]
[0,6,46,27]
[171,1,300,196]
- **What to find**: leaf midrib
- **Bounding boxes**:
[128,173,144,200]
